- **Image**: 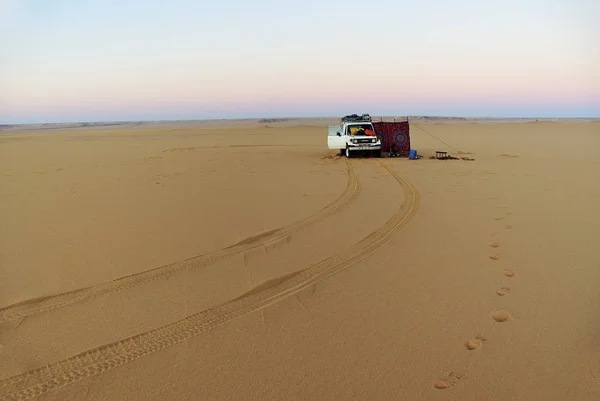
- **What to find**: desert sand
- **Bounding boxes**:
[1,119,599,400]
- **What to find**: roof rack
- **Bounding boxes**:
[341,113,372,123]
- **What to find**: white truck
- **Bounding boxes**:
[327,113,382,158]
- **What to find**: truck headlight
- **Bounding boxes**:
[351,138,357,144]
[371,138,377,143]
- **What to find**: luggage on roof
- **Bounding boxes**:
[341,113,371,123]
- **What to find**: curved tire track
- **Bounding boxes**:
[0,161,420,401]
[0,161,361,324]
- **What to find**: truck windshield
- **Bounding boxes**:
[348,124,373,135]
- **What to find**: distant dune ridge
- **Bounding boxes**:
[1,116,598,132]
[1,120,599,400]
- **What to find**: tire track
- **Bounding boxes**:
[0,161,361,324]
[0,161,420,400]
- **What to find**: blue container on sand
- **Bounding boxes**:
[409,149,417,160]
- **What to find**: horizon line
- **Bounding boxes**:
[2,115,600,127]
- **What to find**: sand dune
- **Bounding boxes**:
[1,121,599,400]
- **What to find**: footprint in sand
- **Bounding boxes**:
[505,225,513,230]
[465,334,487,350]
[434,371,466,390]
[503,270,516,277]
[434,381,452,390]
[491,310,512,322]
[494,216,505,221]
[489,232,498,237]
[465,339,483,350]
[496,287,511,296]
[489,254,501,260]
[434,380,453,390]
[488,241,499,248]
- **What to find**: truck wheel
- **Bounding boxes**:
[339,148,345,156]
[374,150,382,158]
[345,146,351,158]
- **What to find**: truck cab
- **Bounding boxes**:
[327,113,382,158]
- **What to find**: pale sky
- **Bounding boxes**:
[1,0,599,123]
